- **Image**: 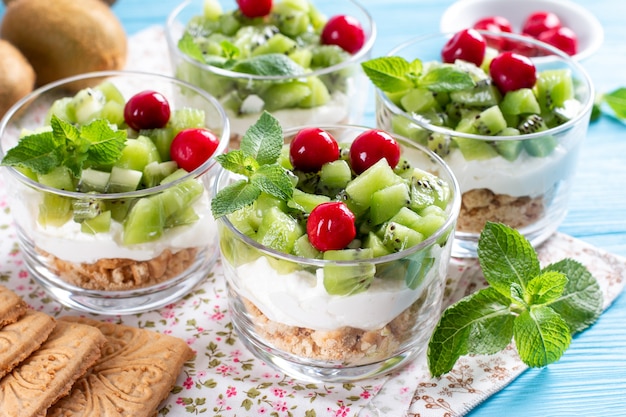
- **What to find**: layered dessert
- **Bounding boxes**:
[167,0,373,139]
[213,115,458,371]
[1,80,224,291]
[367,29,591,235]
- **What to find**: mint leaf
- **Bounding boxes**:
[428,287,513,377]
[212,112,295,218]
[419,67,475,92]
[543,259,603,333]
[229,54,305,77]
[240,111,283,165]
[251,164,294,201]
[526,271,568,305]
[211,179,261,218]
[215,150,259,177]
[51,116,81,145]
[602,87,626,119]
[514,306,571,368]
[477,222,541,298]
[0,130,62,174]
[80,119,126,166]
[361,57,417,93]
[177,32,206,63]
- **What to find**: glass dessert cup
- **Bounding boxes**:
[214,125,460,382]
[0,70,230,314]
[374,31,594,258]
[165,0,376,141]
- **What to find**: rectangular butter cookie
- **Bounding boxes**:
[47,316,194,417]
[0,320,106,417]
[0,285,28,329]
[0,310,56,379]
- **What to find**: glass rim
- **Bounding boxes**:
[165,0,377,81]
[213,123,461,267]
[377,30,595,141]
[0,69,231,199]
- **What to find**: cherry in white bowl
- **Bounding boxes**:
[439,0,603,61]
[0,70,230,314]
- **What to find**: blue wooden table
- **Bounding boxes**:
[1,1,625,415]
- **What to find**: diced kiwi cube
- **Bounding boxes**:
[499,88,541,115]
[409,168,450,210]
[256,206,304,253]
[69,87,106,124]
[261,81,311,112]
[345,159,403,209]
[165,206,199,228]
[72,198,106,222]
[454,137,499,160]
[298,76,330,108]
[38,193,72,227]
[123,197,165,245]
[292,234,321,259]
[169,108,206,133]
[157,178,204,219]
[81,211,112,234]
[472,105,507,135]
[535,69,574,111]
[401,88,440,113]
[94,81,125,105]
[369,182,410,226]
[78,168,110,193]
[143,161,178,188]
[106,166,143,193]
[322,248,375,296]
[363,232,392,257]
[289,189,330,213]
[115,136,161,172]
[391,115,429,146]
[524,135,559,157]
[203,0,223,20]
[381,221,424,253]
[450,84,501,107]
[319,159,351,189]
[493,137,523,161]
[252,33,298,56]
[38,166,76,191]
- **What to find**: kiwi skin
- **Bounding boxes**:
[0,39,36,118]
[0,0,126,89]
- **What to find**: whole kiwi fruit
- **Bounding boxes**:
[0,39,36,118]
[2,0,117,6]
[0,0,127,89]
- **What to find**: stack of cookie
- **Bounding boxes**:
[0,285,194,417]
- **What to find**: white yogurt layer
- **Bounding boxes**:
[225,91,350,136]
[232,253,440,332]
[13,187,215,264]
[444,145,577,197]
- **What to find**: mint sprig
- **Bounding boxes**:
[427,222,603,377]
[211,112,294,218]
[1,115,126,177]
[361,56,475,95]
[178,32,305,77]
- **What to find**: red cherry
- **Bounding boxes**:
[441,28,486,67]
[170,128,220,172]
[522,11,561,38]
[124,90,171,131]
[289,127,340,173]
[349,129,401,174]
[472,16,513,50]
[307,202,356,251]
[489,51,537,94]
[236,0,272,18]
[538,26,578,56]
[321,15,365,54]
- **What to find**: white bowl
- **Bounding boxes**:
[439,0,603,61]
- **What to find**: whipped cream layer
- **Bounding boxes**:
[231,249,442,332]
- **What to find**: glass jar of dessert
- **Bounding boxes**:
[367,30,594,257]
[165,0,376,142]
[212,116,460,382]
[0,70,230,314]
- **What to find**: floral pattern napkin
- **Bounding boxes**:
[0,26,624,417]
